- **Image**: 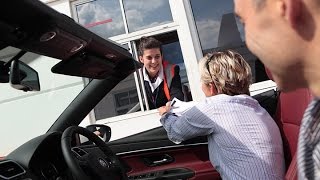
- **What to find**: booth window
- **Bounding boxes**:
[190,0,268,83]
[75,0,126,38]
[123,0,173,32]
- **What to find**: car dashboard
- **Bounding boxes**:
[0,132,71,180]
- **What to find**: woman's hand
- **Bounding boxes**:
[158,102,171,116]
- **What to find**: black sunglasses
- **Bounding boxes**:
[205,53,215,84]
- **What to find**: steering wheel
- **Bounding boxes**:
[61,126,127,180]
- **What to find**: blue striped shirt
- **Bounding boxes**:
[160,94,285,180]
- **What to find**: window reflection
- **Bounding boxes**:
[114,89,139,115]
[123,0,173,32]
[190,0,244,52]
[163,40,191,101]
[94,74,141,120]
[190,0,268,83]
[162,41,188,84]
[76,0,126,38]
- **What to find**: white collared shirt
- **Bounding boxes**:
[143,65,164,92]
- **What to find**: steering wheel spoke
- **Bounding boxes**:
[61,126,128,180]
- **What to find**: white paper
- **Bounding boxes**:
[170,97,198,116]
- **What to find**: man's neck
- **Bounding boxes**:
[304,28,320,97]
[305,58,320,97]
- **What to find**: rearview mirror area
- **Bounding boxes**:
[10,59,40,92]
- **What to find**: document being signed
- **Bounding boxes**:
[169,97,198,116]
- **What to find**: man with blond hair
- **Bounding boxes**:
[158,50,285,179]
[233,0,320,179]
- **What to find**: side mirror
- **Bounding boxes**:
[10,59,40,91]
[86,124,111,143]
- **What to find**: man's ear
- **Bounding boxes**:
[139,56,144,63]
[284,0,302,28]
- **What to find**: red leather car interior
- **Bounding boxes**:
[266,69,312,180]
[277,89,312,180]
[120,145,221,180]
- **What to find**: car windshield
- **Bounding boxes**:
[0,46,86,156]
[0,0,143,158]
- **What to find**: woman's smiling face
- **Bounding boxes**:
[139,48,163,78]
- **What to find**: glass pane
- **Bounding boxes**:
[135,32,192,110]
[190,0,244,51]
[0,47,84,155]
[121,43,130,51]
[129,89,139,103]
[75,0,126,38]
[117,109,129,115]
[123,0,173,32]
[190,0,268,83]
[130,95,139,104]
[94,73,141,120]
[162,41,188,84]
[115,92,129,107]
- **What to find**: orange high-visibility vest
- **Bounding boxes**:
[162,60,176,101]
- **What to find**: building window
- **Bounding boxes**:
[114,89,139,115]
[93,74,141,120]
[72,0,194,121]
[123,0,173,32]
[190,0,268,83]
[74,0,174,38]
[135,31,192,104]
[75,0,126,38]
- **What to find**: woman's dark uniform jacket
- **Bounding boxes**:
[144,60,184,110]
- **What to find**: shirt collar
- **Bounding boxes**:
[143,65,164,92]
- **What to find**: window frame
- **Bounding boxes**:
[70,0,207,124]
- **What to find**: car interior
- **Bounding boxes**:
[0,0,313,180]
[275,89,312,180]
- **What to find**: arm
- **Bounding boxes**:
[169,65,184,101]
[160,105,215,143]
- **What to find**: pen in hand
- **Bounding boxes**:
[170,100,176,107]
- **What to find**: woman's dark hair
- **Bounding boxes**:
[138,36,163,56]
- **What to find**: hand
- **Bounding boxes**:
[158,102,171,116]
[93,130,101,136]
